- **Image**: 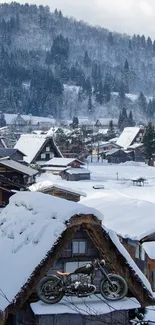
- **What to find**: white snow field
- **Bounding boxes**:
[34,161,155,256]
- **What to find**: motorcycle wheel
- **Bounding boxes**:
[100,274,128,301]
[36,276,64,304]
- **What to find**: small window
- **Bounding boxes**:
[72,240,86,255]
[140,246,145,261]
[41,153,46,159]
[135,244,140,259]
[46,147,50,152]
[50,152,54,159]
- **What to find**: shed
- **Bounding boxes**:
[37,183,87,202]
[61,167,91,181]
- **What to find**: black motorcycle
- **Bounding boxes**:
[36,259,128,304]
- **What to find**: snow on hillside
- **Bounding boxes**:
[4,114,56,125]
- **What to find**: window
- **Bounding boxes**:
[46,147,50,152]
[72,240,86,255]
[135,244,140,259]
[135,244,145,260]
[41,153,46,159]
[50,152,54,159]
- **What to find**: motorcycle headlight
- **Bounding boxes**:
[100,259,105,266]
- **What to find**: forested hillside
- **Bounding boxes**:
[0,2,155,123]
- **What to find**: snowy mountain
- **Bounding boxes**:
[0,2,155,123]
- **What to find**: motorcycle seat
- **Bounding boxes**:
[57,270,69,276]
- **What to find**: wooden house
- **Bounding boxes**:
[41,157,85,175]
[0,148,26,162]
[106,149,130,164]
[14,134,62,165]
[61,167,91,181]
[127,143,145,162]
[0,157,38,187]
[116,127,144,150]
[0,192,154,325]
[0,174,26,207]
[38,183,87,202]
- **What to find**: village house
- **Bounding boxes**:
[41,157,85,175]
[41,157,91,181]
[14,134,62,166]
[0,148,26,162]
[0,158,38,206]
[32,182,87,202]
[127,143,145,162]
[0,157,38,186]
[116,127,144,150]
[92,141,120,157]
[106,148,130,164]
[0,192,154,325]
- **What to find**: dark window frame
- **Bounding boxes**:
[72,239,87,255]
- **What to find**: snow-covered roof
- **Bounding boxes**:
[81,191,155,240]
[45,157,84,167]
[65,168,90,175]
[128,143,144,149]
[106,149,120,156]
[41,166,67,172]
[0,157,38,176]
[0,192,102,311]
[31,296,140,315]
[30,180,87,197]
[116,127,141,150]
[5,113,55,125]
[15,134,47,163]
[15,134,62,164]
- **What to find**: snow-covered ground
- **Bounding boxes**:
[34,161,155,244]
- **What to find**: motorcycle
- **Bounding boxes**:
[36,259,128,304]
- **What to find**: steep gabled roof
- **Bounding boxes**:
[0,191,154,318]
[116,127,141,149]
[15,134,62,164]
[0,158,38,176]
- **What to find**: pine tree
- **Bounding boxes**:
[108,32,114,45]
[96,80,104,105]
[72,116,79,129]
[119,82,125,100]
[143,122,155,164]
[83,51,90,67]
[103,75,111,102]
[83,77,92,96]
[0,111,6,127]
[108,120,115,139]
[118,107,128,131]
[147,36,152,49]
[138,92,147,113]
[88,95,93,116]
[124,60,129,93]
[147,99,154,119]
[141,35,146,48]
[128,111,135,127]
[153,41,155,54]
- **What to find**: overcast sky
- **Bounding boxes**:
[4,0,155,38]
